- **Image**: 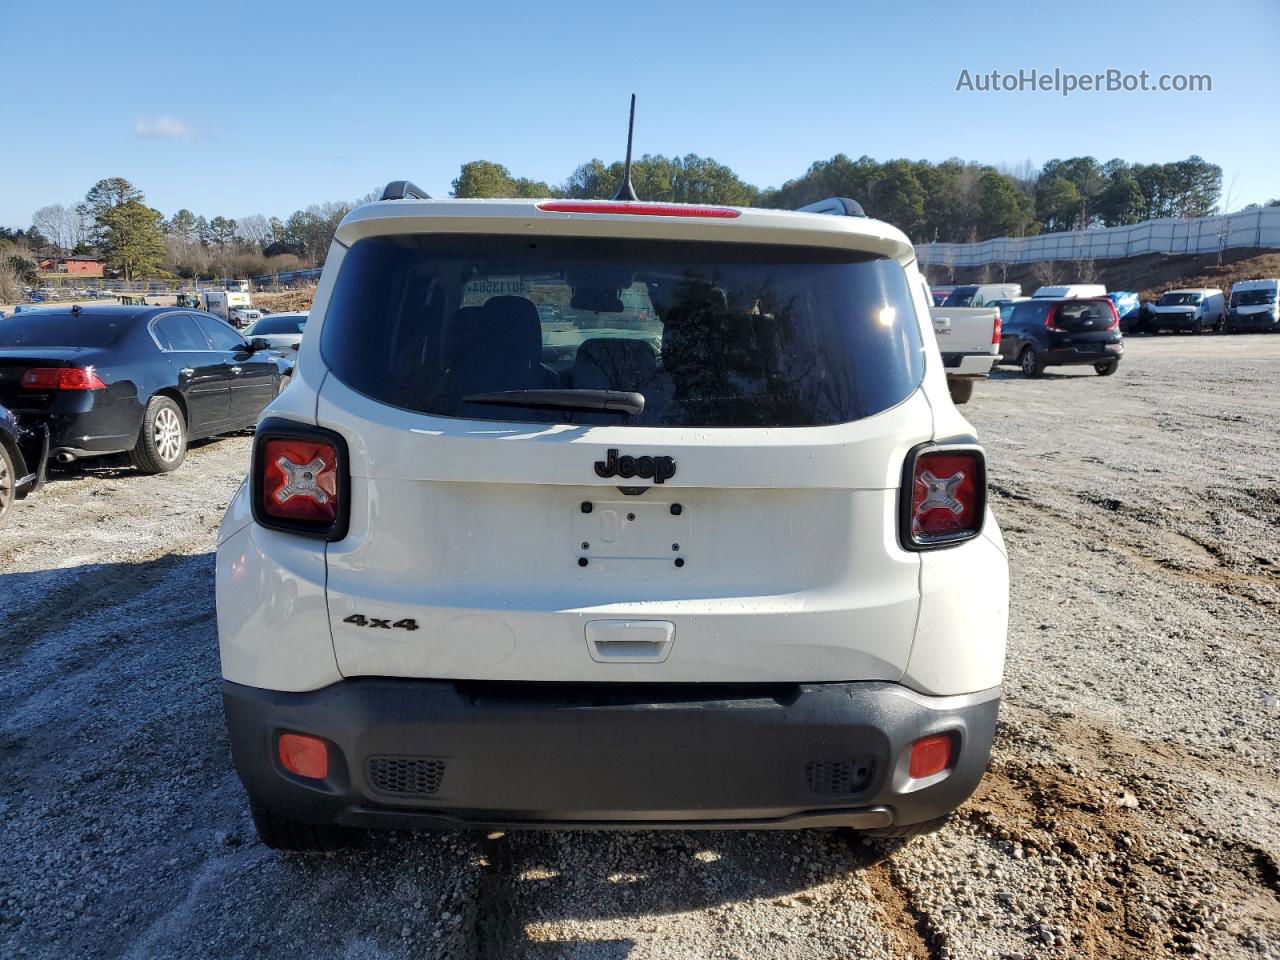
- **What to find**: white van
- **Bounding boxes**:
[1225,279,1280,333]
[941,283,1022,307]
[215,185,1009,851]
[1031,284,1107,299]
[1148,288,1225,334]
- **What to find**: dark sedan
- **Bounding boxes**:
[0,402,47,526]
[0,306,291,474]
[996,297,1123,378]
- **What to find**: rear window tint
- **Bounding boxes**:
[0,312,128,347]
[320,234,925,427]
[1010,300,1053,324]
[155,314,208,351]
[247,316,306,335]
[1058,301,1109,321]
[195,314,247,351]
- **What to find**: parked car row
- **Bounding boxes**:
[1119,279,1279,335]
[0,305,297,526]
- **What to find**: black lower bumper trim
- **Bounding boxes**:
[223,677,1000,831]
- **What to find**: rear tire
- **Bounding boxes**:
[0,442,14,528]
[1019,346,1045,378]
[1094,359,1119,376]
[947,379,975,405]
[1192,319,1203,335]
[248,795,358,853]
[129,396,187,474]
[861,814,952,840]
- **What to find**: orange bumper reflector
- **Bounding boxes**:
[279,732,328,779]
[909,734,954,779]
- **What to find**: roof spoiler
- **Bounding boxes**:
[379,180,431,201]
[796,197,866,217]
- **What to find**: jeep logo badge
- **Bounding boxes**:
[594,449,676,484]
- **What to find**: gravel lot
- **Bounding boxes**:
[1,335,1277,960]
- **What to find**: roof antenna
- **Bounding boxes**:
[612,94,639,201]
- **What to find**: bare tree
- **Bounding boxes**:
[994,240,1012,282]
[32,204,79,254]
[1213,173,1240,267]
[941,245,957,282]
[1031,260,1061,287]
[1071,232,1099,283]
[0,262,20,303]
[978,263,992,283]
[236,214,273,250]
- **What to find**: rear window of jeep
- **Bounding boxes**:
[320,234,924,427]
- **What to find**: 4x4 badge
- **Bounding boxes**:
[594,449,676,484]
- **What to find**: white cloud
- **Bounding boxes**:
[134,115,193,140]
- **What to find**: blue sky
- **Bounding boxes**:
[1,0,1276,227]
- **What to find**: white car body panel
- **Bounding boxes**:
[217,198,1006,699]
[1031,284,1107,299]
[216,491,341,691]
[923,280,999,384]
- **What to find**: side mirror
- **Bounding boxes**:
[249,337,271,352]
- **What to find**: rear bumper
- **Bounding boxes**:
[11,408,138,460]
[1044,339,1123,365]
[941,353,997,378]
[224,677,1000,830]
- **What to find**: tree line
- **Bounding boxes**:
[5,154,1272,284]
[453,153,1231,242]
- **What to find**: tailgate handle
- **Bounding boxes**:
[586,620,674,663]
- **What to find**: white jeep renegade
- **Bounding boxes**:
[215,184,1009,851]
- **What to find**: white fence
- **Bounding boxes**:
[916,207,1280,268]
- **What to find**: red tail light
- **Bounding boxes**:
[536,201,740,219]
[991,310,1002,344]
[1105,300,1120,329]
[1044,305,1066,333]
[251,419,349,540]
[901,442,986,549]
[21,367,106,390]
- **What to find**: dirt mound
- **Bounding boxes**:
[254,287,316,313]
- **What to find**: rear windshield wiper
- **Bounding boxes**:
[463,389,645,415]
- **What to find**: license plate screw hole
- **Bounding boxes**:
[670,503,682,515]
[674,558,685,568]
[627,512,636,521]
[580,502,592,514]
[578,557,589,567]
[671,543,679,551]
[581,541,590,550]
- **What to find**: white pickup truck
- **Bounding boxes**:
[922,281,1001,404]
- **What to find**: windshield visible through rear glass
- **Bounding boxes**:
[247,316,306,335]
[1158,293,1201,306]
[320,234,925,427]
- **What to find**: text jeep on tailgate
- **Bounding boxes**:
[215,183,1009,851]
